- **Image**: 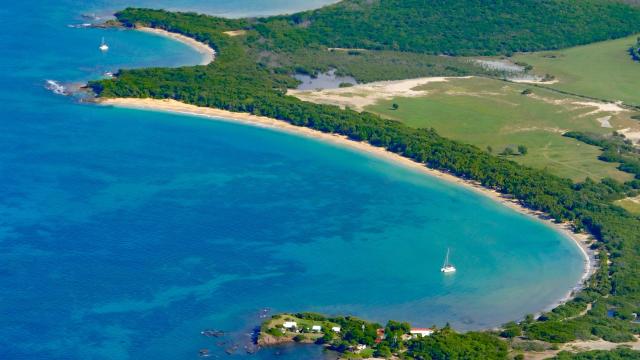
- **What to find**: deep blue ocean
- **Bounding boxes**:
[0,1,584,359]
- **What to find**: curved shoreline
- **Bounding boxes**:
[136,27,216,65]
[98,97,596,316]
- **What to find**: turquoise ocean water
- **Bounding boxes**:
[0,1,584,359]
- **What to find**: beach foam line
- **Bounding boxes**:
[98,96,597,315]
[136,27,216,65]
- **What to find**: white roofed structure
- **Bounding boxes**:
[283,321,297,329]
[410,328,434,337]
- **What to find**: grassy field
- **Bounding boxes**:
[292,35,640,182]
[363,77,639,181]
[616,196,640,215]
[513,35,640,107]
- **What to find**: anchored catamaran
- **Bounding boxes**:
[440,248,456,273]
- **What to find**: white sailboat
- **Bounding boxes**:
[440,248,456,273]
[99,37,109,52]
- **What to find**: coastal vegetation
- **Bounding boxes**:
[88,2,640,358]
[260,313,507,359]
[107,1,640,84]
[255,0,640,56]
[260,47,500,83]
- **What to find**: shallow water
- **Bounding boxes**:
[295,70,358,90]
[0,1,584,359]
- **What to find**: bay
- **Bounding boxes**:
[0,1,583,359]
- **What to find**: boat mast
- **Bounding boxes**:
[443,248,450,268]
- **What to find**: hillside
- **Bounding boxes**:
[257,0,640,55]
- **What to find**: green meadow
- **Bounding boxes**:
[367,77,638,182]
[513,35,640,106]
[616,196,640,215]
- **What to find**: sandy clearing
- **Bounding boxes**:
[528,94,630,118]
[289,76,472,110]
[292,77,625,119]
[223,30,247,37]
[621,195,640,205]
[619,128,640,146]
[574,101,628,115]
[596,116,613,128]
[528,94,573,107]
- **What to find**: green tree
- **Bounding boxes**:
[500,147,515,156]
[518,145,528,155]
[316,332,334,344]
[500,321,522,338]
[374,345,392,358]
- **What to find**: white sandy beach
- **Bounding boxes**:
[99,97,596,307]
[136,27,216,65]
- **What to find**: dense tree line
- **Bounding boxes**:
[406,328,507,359]
[257,48,500,83]
[90,6,640,357]
[255,0,640,56]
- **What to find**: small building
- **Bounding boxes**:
[331,326,341,333]
[283,321,297,329]
[410,328,434,337]
[354,344,367,353]
[311,325,322,332]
